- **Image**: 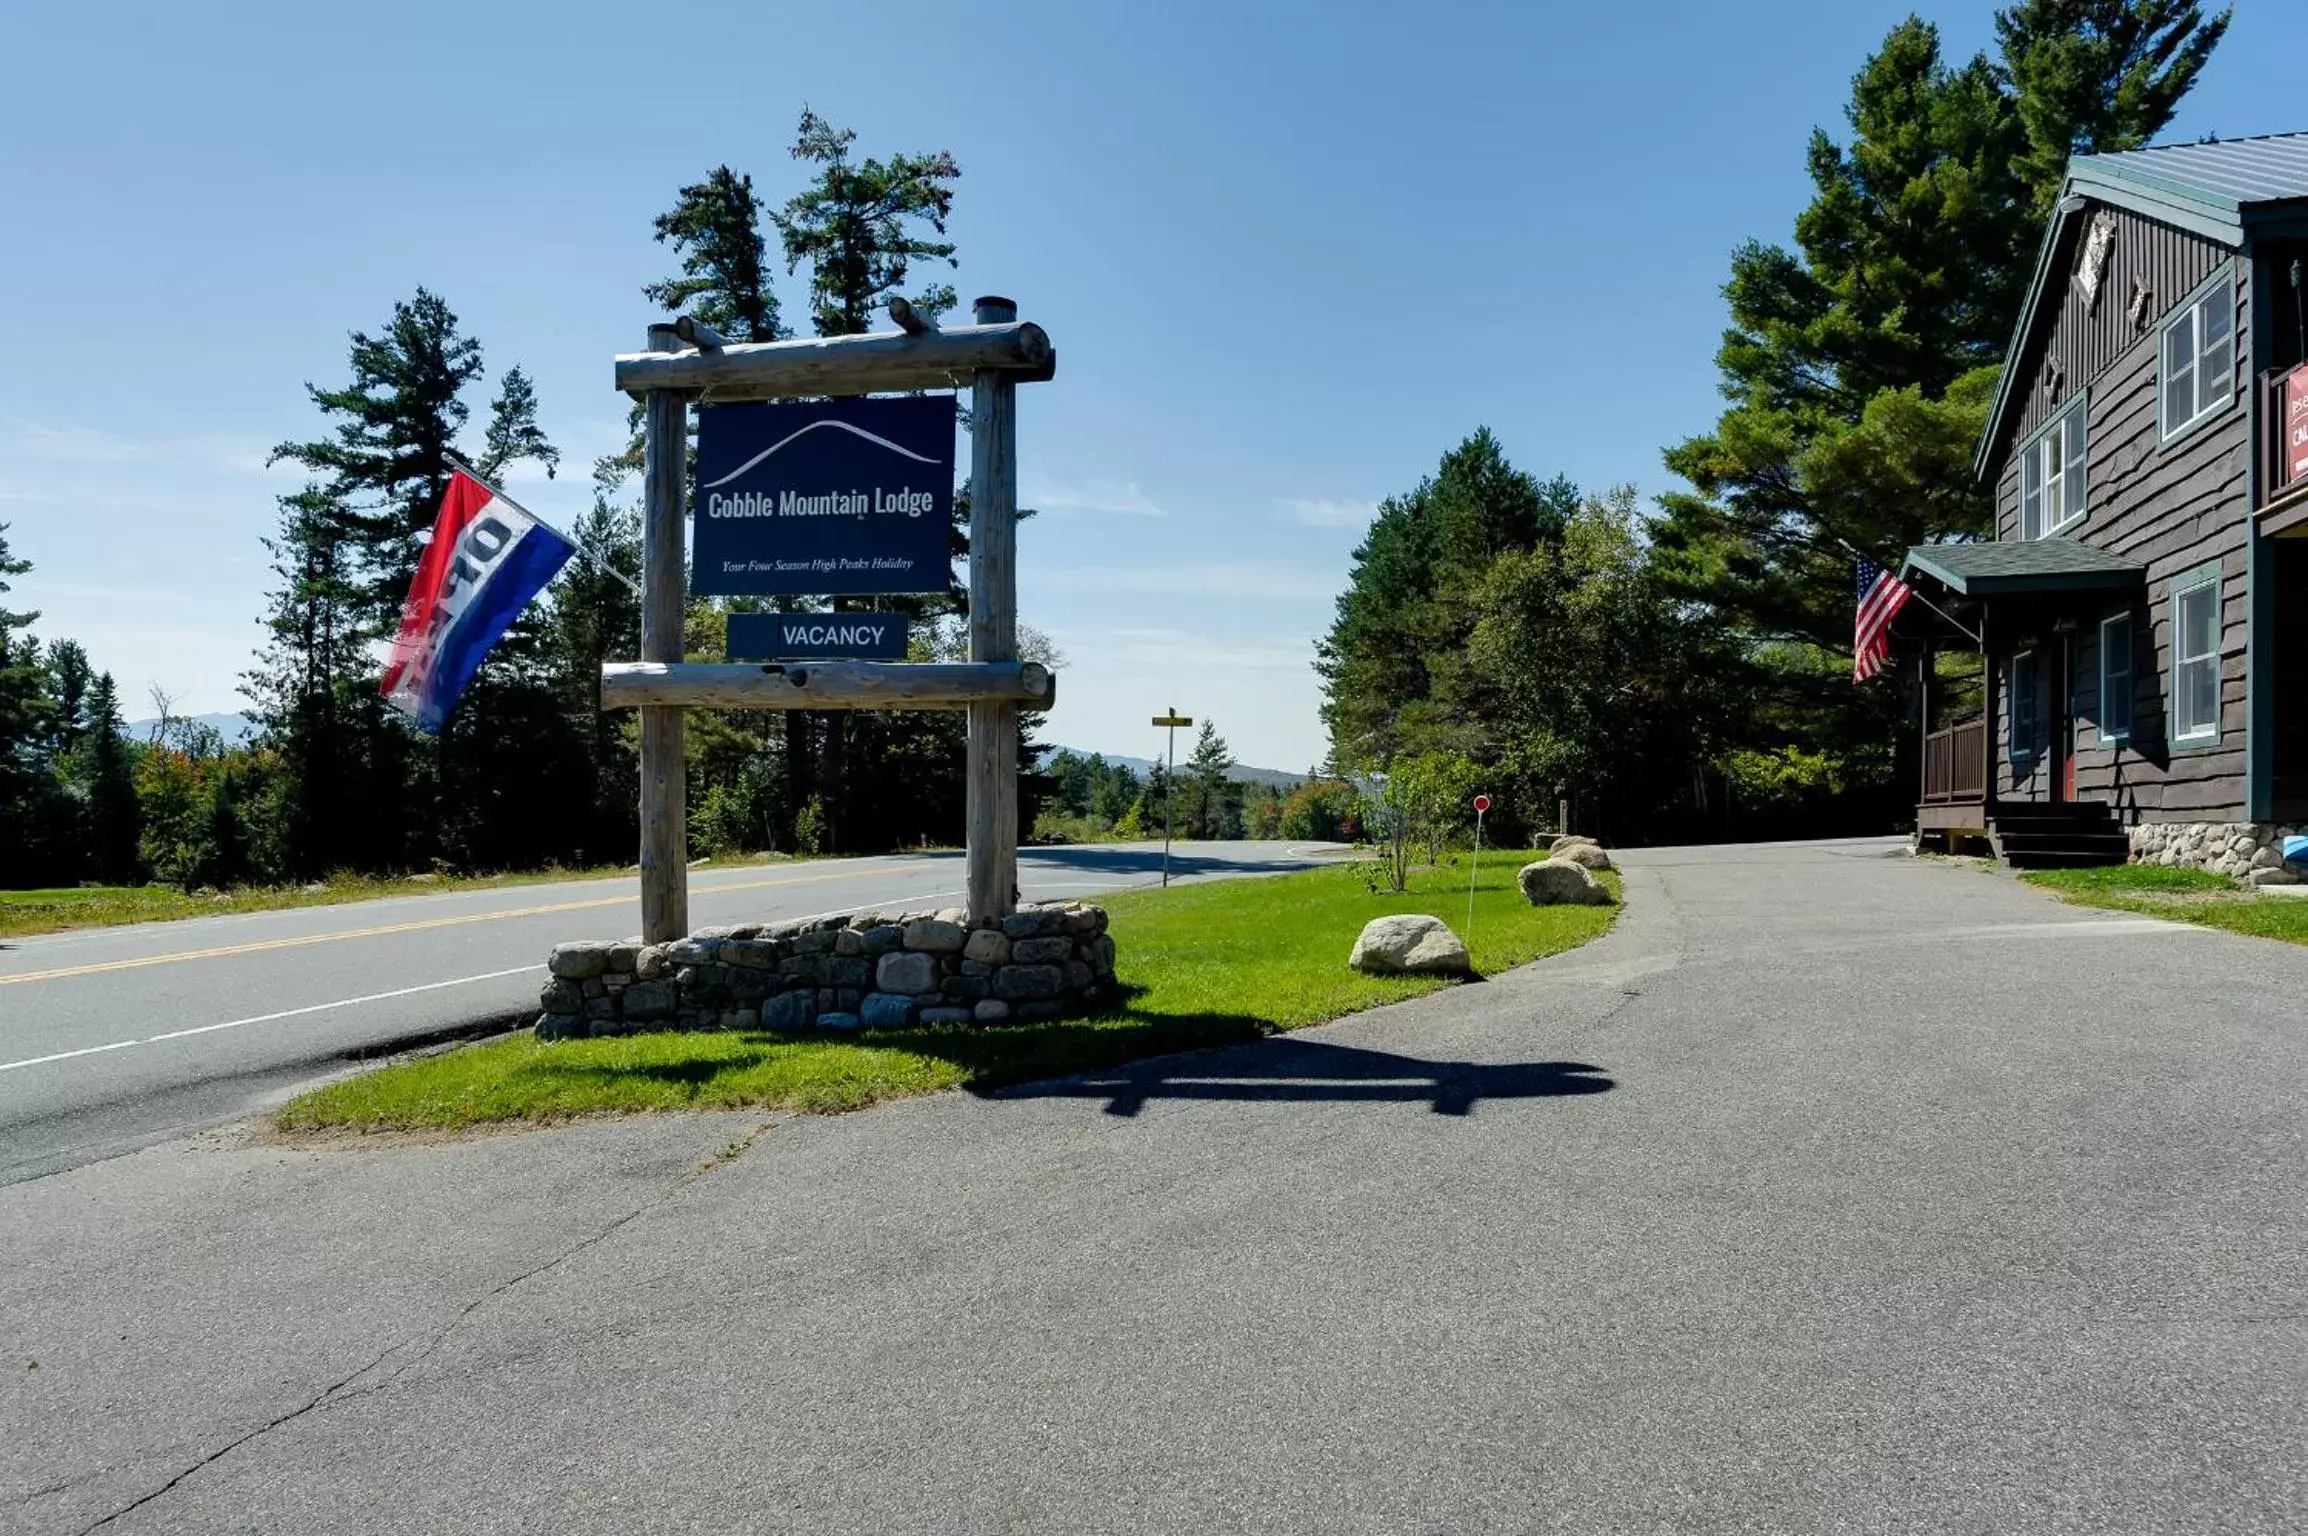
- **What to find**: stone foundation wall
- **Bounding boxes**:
[536,901,1115,1041]
[2127,821,2303,885]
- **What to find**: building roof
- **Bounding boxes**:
[2074,132,2308,224]
[1902,538,2144,597]
[1977,131,2308,479]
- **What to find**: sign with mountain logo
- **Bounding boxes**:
[692,395,955,597]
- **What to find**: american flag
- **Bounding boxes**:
[1852,556,1911,683]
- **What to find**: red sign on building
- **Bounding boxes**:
[2289,363,2308,486]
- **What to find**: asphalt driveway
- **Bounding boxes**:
[4,838,2302,1533]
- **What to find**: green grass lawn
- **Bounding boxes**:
[2022,863,2308,944]
[276,849,1620,1133]
[0,860,799,941]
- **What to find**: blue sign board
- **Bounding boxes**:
[693,395,955,597]
[727,611,909,661]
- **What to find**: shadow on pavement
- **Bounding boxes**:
[999,1036,1615,1117]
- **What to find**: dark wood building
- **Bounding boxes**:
[1905,133,2308,875]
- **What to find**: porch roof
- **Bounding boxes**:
[1900,538,2144,598]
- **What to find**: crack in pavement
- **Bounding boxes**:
[65,1120,777,1534]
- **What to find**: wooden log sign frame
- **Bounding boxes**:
[611,298,1057,942]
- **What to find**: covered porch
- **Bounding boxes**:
[1896,539,2146,867]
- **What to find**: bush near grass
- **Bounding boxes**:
[2022,863,2308,945]
[277,849,1619,1133]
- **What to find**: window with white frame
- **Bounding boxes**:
[2098,612,2133,745]
[2019,399,2088,539]
[2009,649,2038,762]
[2160,277,2235,440]
[2172,569,2221,743]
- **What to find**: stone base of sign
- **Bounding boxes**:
[534,901,1116,1040]
[2126,821,2305,884]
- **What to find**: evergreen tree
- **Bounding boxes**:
[479,366,561,483]
[1183,721,1240,839]
[543,481,644,864]
[265,292,563,873]
[245,486,368,876]
[83,672,141,883]
[647,167,784,342]
[647,167,812,849]
[1317,430,1577,772]
[0,525,61,887]
[1648,5,2225,827]
[271,289,484,627]
[1999,0,2231,217]
[44,639,91,756]
[774,108,961,334]
[775,110,970,851]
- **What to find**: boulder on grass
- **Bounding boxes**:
[1550,841,1613,871]
[1349,914,1471,976]
[1518,859,1612,906]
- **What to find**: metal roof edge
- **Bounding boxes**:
[2066,162,2246,242]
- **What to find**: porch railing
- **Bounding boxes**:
[2261,363,2308,509]
[1923,718,1986,804]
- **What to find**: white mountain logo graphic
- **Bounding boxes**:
[702,419,938,490]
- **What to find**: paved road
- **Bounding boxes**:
[0,841,1343,1184]
[6,838,2304,1532]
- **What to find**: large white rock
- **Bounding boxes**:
[1348,914,1471,976]
[1551,840,1614,871]
[1519,858,1612,906]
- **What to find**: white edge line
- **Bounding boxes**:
[0,965,544,1074]
[0,866,1301,1075]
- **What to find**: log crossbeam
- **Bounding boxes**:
[600,660,1055,712]
[614,318,1055,400]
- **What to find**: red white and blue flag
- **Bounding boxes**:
[1852,556,1911,684]
[381,469,574,733]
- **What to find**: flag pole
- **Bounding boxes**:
[1831,533,1979,646]
[442,453,642,600]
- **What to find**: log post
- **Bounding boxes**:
[966,296,1021,924]
[639,323,689,943]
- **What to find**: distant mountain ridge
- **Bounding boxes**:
[1041,746,1305,791]
[127,711,257,747]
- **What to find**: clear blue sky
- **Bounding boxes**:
[3,0,2300,771]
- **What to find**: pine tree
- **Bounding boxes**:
[774,108,960,335]
[245,487,369,875]
[1999,0,2232,218]
[264,294,562,872]
[479,366,561,482]
[271,289,484,628]
[543,482,643,864]
[647,167,784,342]
[0,525,60,887]
[775,110,968,851]
[43,639,91,756]
[1317,430,1577,772]
[1184,721,1240,839]
[84,672,141,883]
[646,168,810,849]
[1646,6,2228,830]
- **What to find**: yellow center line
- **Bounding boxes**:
[0,867,891,988]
